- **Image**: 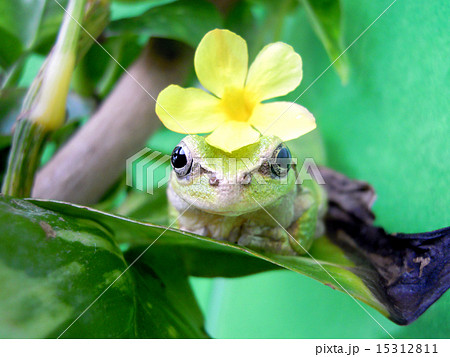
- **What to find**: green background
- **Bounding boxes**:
[191,0,450,338]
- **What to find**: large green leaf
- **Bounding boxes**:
[25,197,388,319]
[0,195,134,338]
[0,195,208,338]
[109,0,223,47]
[301,0,349,82]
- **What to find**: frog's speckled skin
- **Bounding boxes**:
[167,135,326,255]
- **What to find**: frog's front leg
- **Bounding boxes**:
[237,210,317,256]
[287,181,326,255]
[237,224,296,255]
[286,202,318,255]
[238,183,325,256]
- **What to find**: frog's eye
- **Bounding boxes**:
[171,145,192,177]
[270,143,292,177]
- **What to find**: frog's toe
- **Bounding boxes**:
[237,234,299,256]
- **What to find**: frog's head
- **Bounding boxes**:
[169,135,296,216]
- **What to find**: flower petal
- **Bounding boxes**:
[250,102,316,141]
[194,29,248,97]
[246,42,302,101]
[156,85,224,133]
[206,121,260,153]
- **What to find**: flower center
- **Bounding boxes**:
[219,87,257,122]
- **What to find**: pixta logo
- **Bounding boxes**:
[127,147,325,194]
[126,148,171,194]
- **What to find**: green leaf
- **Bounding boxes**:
[301,0,349,83]
[225,0,300,59]
[109,0,223,47]
[113,0,175,2]
[0,196,134,338]
[0,136,11,151]
[111,0,177,22]
[0,0,69,87]
[0,28,23,69]
[95,34,143,98]
[27,197,388,317]
[129,249,208,338]
[0,0,68,57]
[72,33,143,98]
[33,0,72,54]
[0,195,208,338]
[114,187,170,224]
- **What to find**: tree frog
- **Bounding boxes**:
[167,135,327,255]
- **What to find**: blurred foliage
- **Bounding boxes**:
[109,0,223,47]
[301,0,349,82]
[0,0,69,87]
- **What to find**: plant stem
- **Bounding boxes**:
[28,0,86,130]
[1,121,47,197]
[1,0,87,197]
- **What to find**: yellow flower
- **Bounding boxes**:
[156,29,316,153]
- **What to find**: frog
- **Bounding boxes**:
[167,134,327,256]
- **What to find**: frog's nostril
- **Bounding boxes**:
[209,176,220,186]
[241,173,252,185]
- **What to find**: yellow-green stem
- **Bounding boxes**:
[1,0,86,197]
[28,0,86,130]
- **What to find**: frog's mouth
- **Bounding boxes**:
[175,184,280,217]
[199,203,260,216]
[191,200,262,216]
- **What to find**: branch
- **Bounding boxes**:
[32,39,193,204]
